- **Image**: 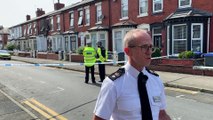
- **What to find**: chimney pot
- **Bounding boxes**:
[26,15,31,21]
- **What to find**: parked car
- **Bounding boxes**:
[0,50,11,60]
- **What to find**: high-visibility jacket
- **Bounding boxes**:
[83,46,96,67]
[97,47,108,63]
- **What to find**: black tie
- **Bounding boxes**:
[138,72,153,120]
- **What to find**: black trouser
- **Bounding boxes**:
[98,64,105,82]
[85,66,95,83]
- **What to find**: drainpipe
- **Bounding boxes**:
[207,18,210,53]
[108,0,112,51]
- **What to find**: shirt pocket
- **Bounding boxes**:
[117,95,140,111]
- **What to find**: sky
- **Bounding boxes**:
[0,0,80,28]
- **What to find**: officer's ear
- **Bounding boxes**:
[124,47,130,55]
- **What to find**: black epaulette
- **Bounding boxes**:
[108,68,125,81]
[146,68,159,77]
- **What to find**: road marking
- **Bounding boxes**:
[176,95,185,98]
[0,90,39,120]
[165,87,199,94]
[23,98,67,120]
[50,87,64,94]
[24,100,56,120]
[39,81,46,84]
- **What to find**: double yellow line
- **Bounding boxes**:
[23,98,67,120]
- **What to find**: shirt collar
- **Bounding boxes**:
[124,62,146,79]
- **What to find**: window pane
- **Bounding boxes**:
[91,34,97,48]
[192,25,201,38]
[140,0,148,14]
[70,36,76,51]
[192,40,201,52]
[114,31,122,52]
[153,0,162,12]
[180,0,190,6]
[85,9,90,25]
[154,3,162,11]
[174,40,187,54]
[153,28,161,34]
[99,33,106,48]
[174,25,187,39]
[121,0,128,18]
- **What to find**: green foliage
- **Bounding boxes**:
[77,46,84,55]
[152,47,161,57]
[178,51,195,59]
[6,44,16,51]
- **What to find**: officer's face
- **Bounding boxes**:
[128,32,153,69]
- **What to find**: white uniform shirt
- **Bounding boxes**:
[94,62,166,120]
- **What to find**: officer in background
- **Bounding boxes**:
[96,41,108,82]
[83,42,96,84]
[93,29,171,120]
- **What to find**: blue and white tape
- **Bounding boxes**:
[0,56,170,67]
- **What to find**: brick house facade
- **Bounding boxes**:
[8,0,213,60]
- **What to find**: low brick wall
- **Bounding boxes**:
[18,52,31,57]
[161,58,194,67]
[37,52,59,60]
[37,53,47,59]
[47,53,58,60]
[70,54,84,63]
[149,58,213,76]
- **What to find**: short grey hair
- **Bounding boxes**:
[123,29,148,48]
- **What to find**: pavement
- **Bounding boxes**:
[0,56,213,120]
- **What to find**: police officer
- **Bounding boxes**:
[93,29,171,120]
[83,43,96,84]
[96,41,108,82]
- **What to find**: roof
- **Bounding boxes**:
[165,8,212,21]
[88,25,109,32]
[63,30,77,34]
[112,20,137,28]
[0,28,9,35]
[10,0,94,28]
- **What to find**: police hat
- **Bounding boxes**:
[96,41,102,46]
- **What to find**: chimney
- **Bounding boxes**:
[54,0,65,10]
[36,8,45,17]
[26,15,31,21]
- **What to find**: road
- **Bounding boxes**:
[1,60,213,120]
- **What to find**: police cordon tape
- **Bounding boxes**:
[0,56,170,67]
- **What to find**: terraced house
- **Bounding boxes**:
[8,0,213,60]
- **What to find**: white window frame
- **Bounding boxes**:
[172,24,187,55]
[191,23,203,52]
[152,27,162,48]
[121,0,128,19]
[91,31,107,49]
[91,33,97,48]
[138,0,148,17]
[179,0,191,8]
[24,25,26,36]
[70,12,74,27]
[153,0,163,13]
[98,32,107,49]
[27,23,32,35]
[167,26,170,56]
[70,35,78,52]
[95,2,102,24]
[78,10,83,26]
[50,17,54,31]
[33,22,37,35]
[112,28,132,53]
[57,15,60,30]
[85,6,90,26]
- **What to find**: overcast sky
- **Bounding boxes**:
[0,0,80,28]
